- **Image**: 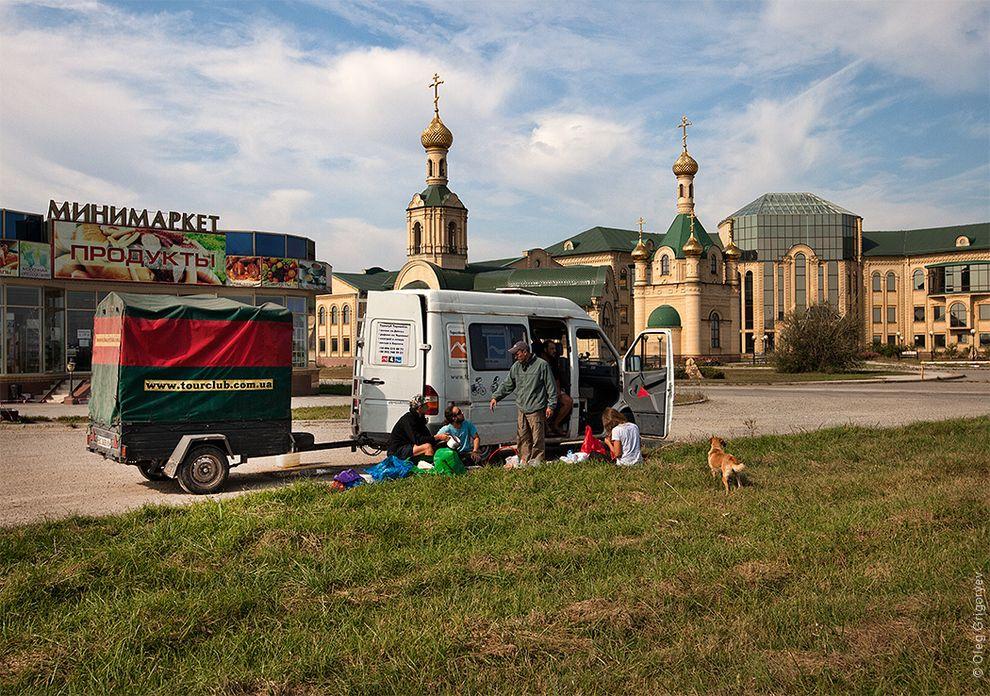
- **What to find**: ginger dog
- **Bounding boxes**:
[708,436,746,495]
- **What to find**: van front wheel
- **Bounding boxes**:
[177,445,230,495]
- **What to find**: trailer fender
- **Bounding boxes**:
[164,435,234,478]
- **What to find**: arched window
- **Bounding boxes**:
[744,271,754,331]
[710,311,721,348]
[447,221,457,253]
[330,305,339,325]
[913,269,924,291]
[439,159,446,177]
[949,302,967,327]
[412,222,422,253]
[710,254,718,276]
[619,268,628,290]
[872,272,881,292]
[428,160,434,177]
[886,272,896,292]
[660,255,670,276]
[318,306,326,325]
[689,182,693,198]
[342,305,351,325]
[794,253,806,312]
[678,184,684,198]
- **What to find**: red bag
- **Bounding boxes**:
[580,425,609,456]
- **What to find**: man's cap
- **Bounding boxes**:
[409,394,427,409]
[507,340,530,355]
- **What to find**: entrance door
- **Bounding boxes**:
[356,292,424,438]
[464,318,528,445]
[621,329,673,437]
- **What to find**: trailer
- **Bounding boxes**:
[86,293,360,494]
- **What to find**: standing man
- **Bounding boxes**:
[489,341,557,466]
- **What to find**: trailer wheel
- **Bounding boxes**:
[177,445,230,495]
[137,460,168,482]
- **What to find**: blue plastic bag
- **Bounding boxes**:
[365,456,414,482]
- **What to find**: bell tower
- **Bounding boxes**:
[406,73,468,270]
[673,115,698,214]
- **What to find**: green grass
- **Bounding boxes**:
[713,367,903,384]
[290,405,351,421]
[1,418,987,694]
[0,414,88,426]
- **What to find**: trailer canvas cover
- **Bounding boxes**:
[89,293,292,426]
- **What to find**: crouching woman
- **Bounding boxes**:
[602,408,642,466]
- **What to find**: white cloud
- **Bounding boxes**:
[321,217,405,271]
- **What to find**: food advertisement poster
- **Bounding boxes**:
[261,257,299,288]
[0,241,18,277]
[225,256,262,287]
[298,260,329,290]
[54,222,226,285]
[18,241,52,279]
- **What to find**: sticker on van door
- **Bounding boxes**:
[375,321,411,365]
[447,324,467,366]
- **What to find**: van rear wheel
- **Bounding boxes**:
[177,445,230,495]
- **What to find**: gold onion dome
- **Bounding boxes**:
[672,150,699,176]
[421,115,453,149]
[631,240,650,260]
[682,232,703,256]
[724,239,741,259]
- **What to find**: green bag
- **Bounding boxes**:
[429,448,466,476]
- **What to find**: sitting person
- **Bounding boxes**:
[544,341,574,436]
[387,394,441,461]
[601,407,642,466]
[437,404,482,463]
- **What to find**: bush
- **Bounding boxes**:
[699,366,725,379]
[771,304,863,373]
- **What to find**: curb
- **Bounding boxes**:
[695,373,966,387]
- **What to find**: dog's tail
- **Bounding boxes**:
[731,460,746,472]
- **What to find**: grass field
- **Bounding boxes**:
[710,367,903,384]
[1,418,987,694]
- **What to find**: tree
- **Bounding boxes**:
[771,304,863,373]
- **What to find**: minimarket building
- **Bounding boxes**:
[0,202,331,401]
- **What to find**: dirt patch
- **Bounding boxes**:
[864,562,893,581]
[610,534,647,548]
[0,648,49,680]
[887,508,935,526]
[733,559,791,584]
[618,491,657,504]
[764,648,833,678]
[562,597,647,630]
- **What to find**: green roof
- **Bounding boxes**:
[724,192,856,220]
[544,226,665,258]
[471,256,522,268]
[924,259,990,268]
[472,266,609,306]
[863,222,989,257]
[333,269,398,292]
[660,214,720,259]
[411,184,464,208]
[647,305,681,328]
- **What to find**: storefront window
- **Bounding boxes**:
[254,233,285,257]
[286,297,307,368]
[4,285,42,374]
[66,290,96,371]
[286,236,307,259]
[225,232,254,256]
[45,288,65,374]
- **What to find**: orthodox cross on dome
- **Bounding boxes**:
[689,212,696,237]
[677,115,692,151]
[429,73,444,115]
[636,216,646,241]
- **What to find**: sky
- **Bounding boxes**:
[1,0,988,272]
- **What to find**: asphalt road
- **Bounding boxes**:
[2,374,988,526]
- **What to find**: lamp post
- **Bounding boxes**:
[66,359,76,404]
[928,330,935,361]
[971,328,977,360]
[895,331,902,361]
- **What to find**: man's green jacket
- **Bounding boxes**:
[492,355,558,413]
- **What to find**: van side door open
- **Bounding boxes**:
[621,329,674,438]
[356,292,425,440]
